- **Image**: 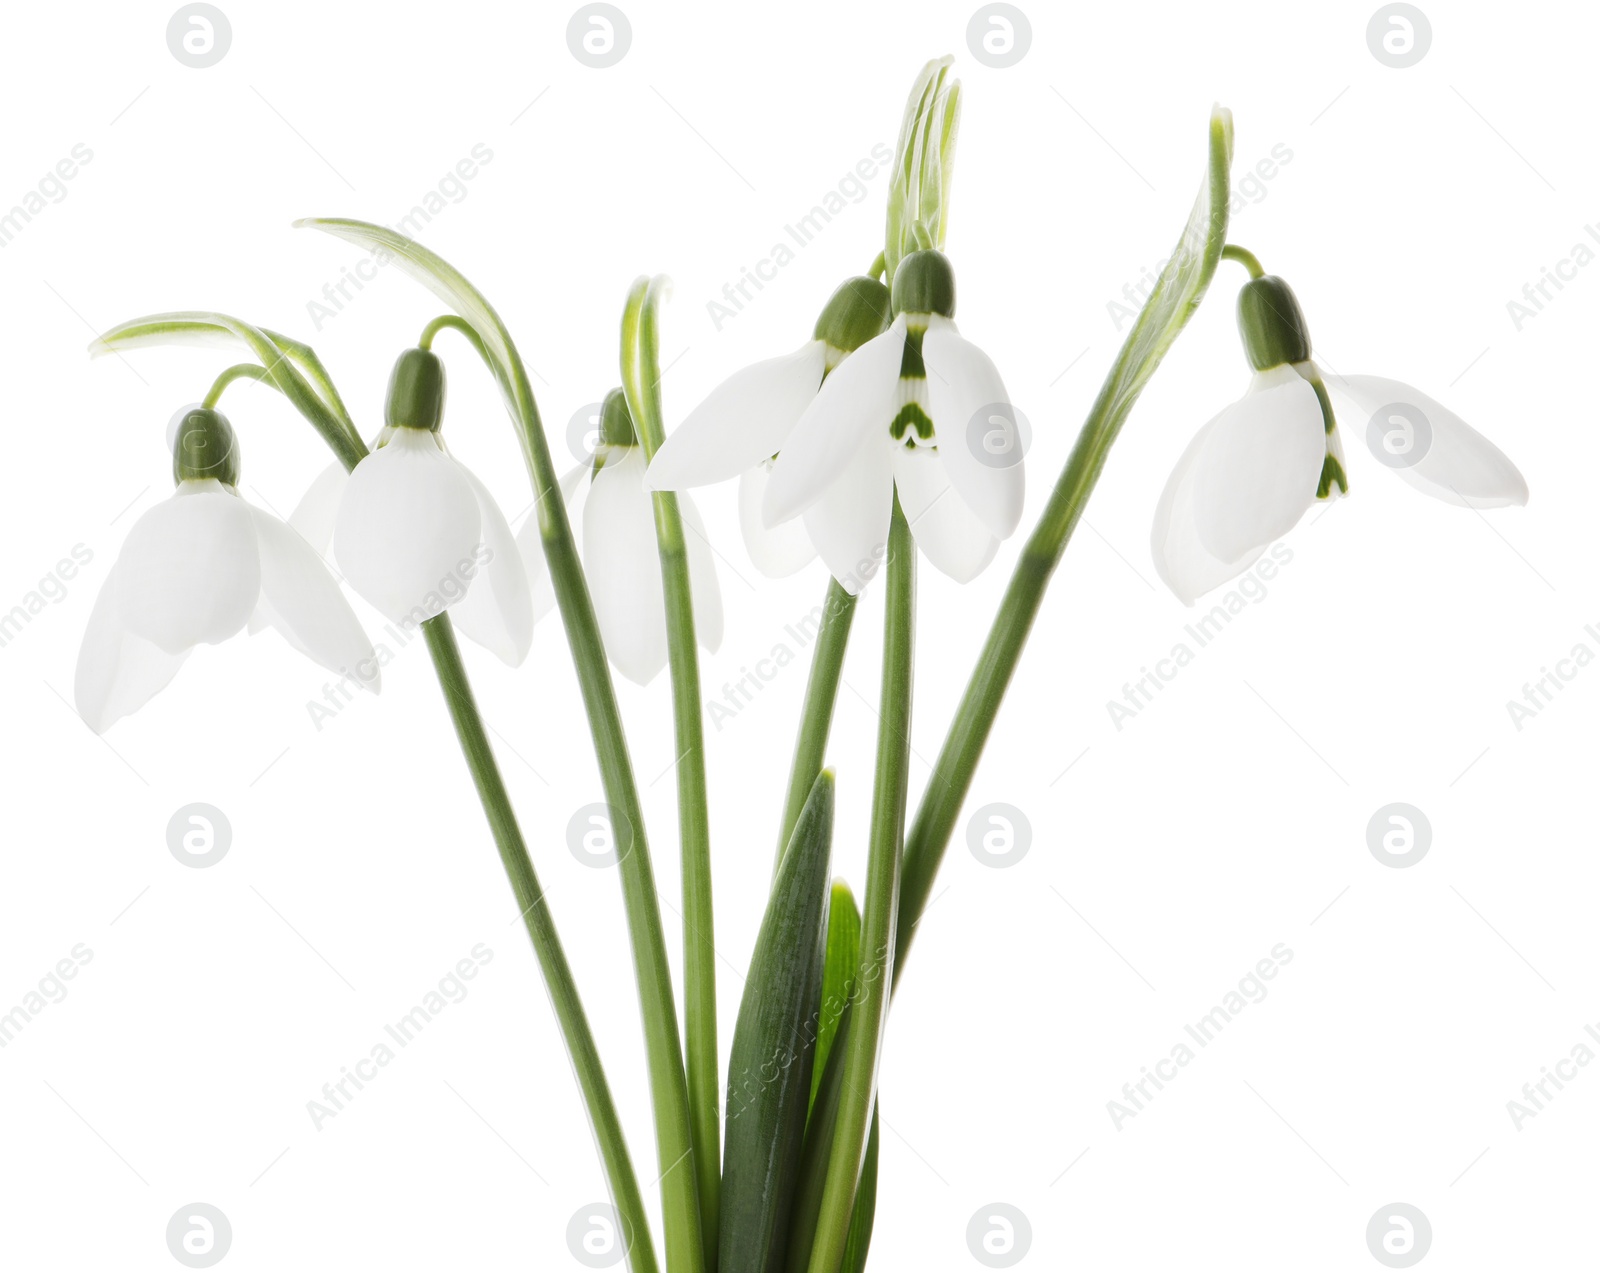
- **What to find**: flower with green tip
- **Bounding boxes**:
[758,249,1024,593]
[644,275,894,578]
[75,405,378,733]
[545,388,722,686]
[1153,272,1529,605]
[290,347,535,665]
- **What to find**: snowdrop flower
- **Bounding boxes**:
[644,276,893,578]
[1152,273,1528,605]
[568,388,722,686]
[760,249,1024,593]
[75,405,377,733]
[290,348,534,665]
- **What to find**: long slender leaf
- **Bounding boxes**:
[721,772,835,1273]
[811,881,861,1110]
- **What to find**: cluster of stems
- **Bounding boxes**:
[96,65,1237,1272]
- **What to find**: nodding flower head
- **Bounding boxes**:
[1152,270,1528,605]
[75,404,378,733]
[290,346,536,666]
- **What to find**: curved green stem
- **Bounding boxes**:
[295,225,706,1273]
[893,107,1235,983]
[806,498,914,1273]
[621,275,719,1272]
[423,615,660,1273]
[99,310,665,1273]
[203,362,277,408]
[1221,244,1265,279]
[866,252,886,283]
[774,579,857,880]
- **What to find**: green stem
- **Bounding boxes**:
[774,579,857,879]
[493,334,705,1273]
[621,276,719,1273]
[409,282,702,1273]
[1221,244,1265,278]
[423,615,659,1273]
[187,327,662,1273]
[892,106,1235,983]
[806,498,914,1273]
[202,362,276,408]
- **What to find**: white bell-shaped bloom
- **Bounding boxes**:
[1151,364,1332,605]
[290,428,534,667]
[647,341,826,578]
[76,478,377,733]
[1151,360,1529,605]
[1153,272,1528,606]
[645,276,898,579]
[762,306,1024,594]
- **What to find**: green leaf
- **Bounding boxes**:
[811,881,861,1111]
[1093,105,1235,425]
[894,105,1239,983]
[839,1106,879,1273]
[88,311,363,468]
[721,772,835,1273]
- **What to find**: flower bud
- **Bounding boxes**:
[890,248,957,319]
[1237,275,1312,372]
[385,347,447,432]
[171,405,240,486]
[812,276,892,353]
[599,387,638,448]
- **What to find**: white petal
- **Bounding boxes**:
[893,448,1000,583]
[764,317,907,528]
[1192,372,1328,561]
[74,572,191,733]
[1152,373,1326,605]
[646,342,827,490]
[739,464,816,577]
[333,428,482,627]
[288,461,349,555]
[801,442,895,595]
[450,464,535,666]
[584,449,668,685]
[678,491,724,654]
[1328,374,1529,508]
[114,480,259,653]
[247,504,378,690]
[922,317,1024,538]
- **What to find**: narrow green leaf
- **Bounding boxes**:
[88,311,363,467]
[785,1003,851,1273]
[721,772,835,1273]
[811,881,861,1111]
[839,1106,879,1273]
[894,105,1237,983]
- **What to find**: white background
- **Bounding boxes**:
[0,0,1593,1268]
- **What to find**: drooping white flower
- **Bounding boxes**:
[289,348,534,666]
[644,276,893,578]
[75,406,377,733]
[1152,273,1528,605]
[556,389,722,686]
[759,250,1025,593]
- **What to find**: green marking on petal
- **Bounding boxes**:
[889,400,934,445]
[1317,451,1348,499]
[898,325,926,379]
[1309,373,1337,436]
